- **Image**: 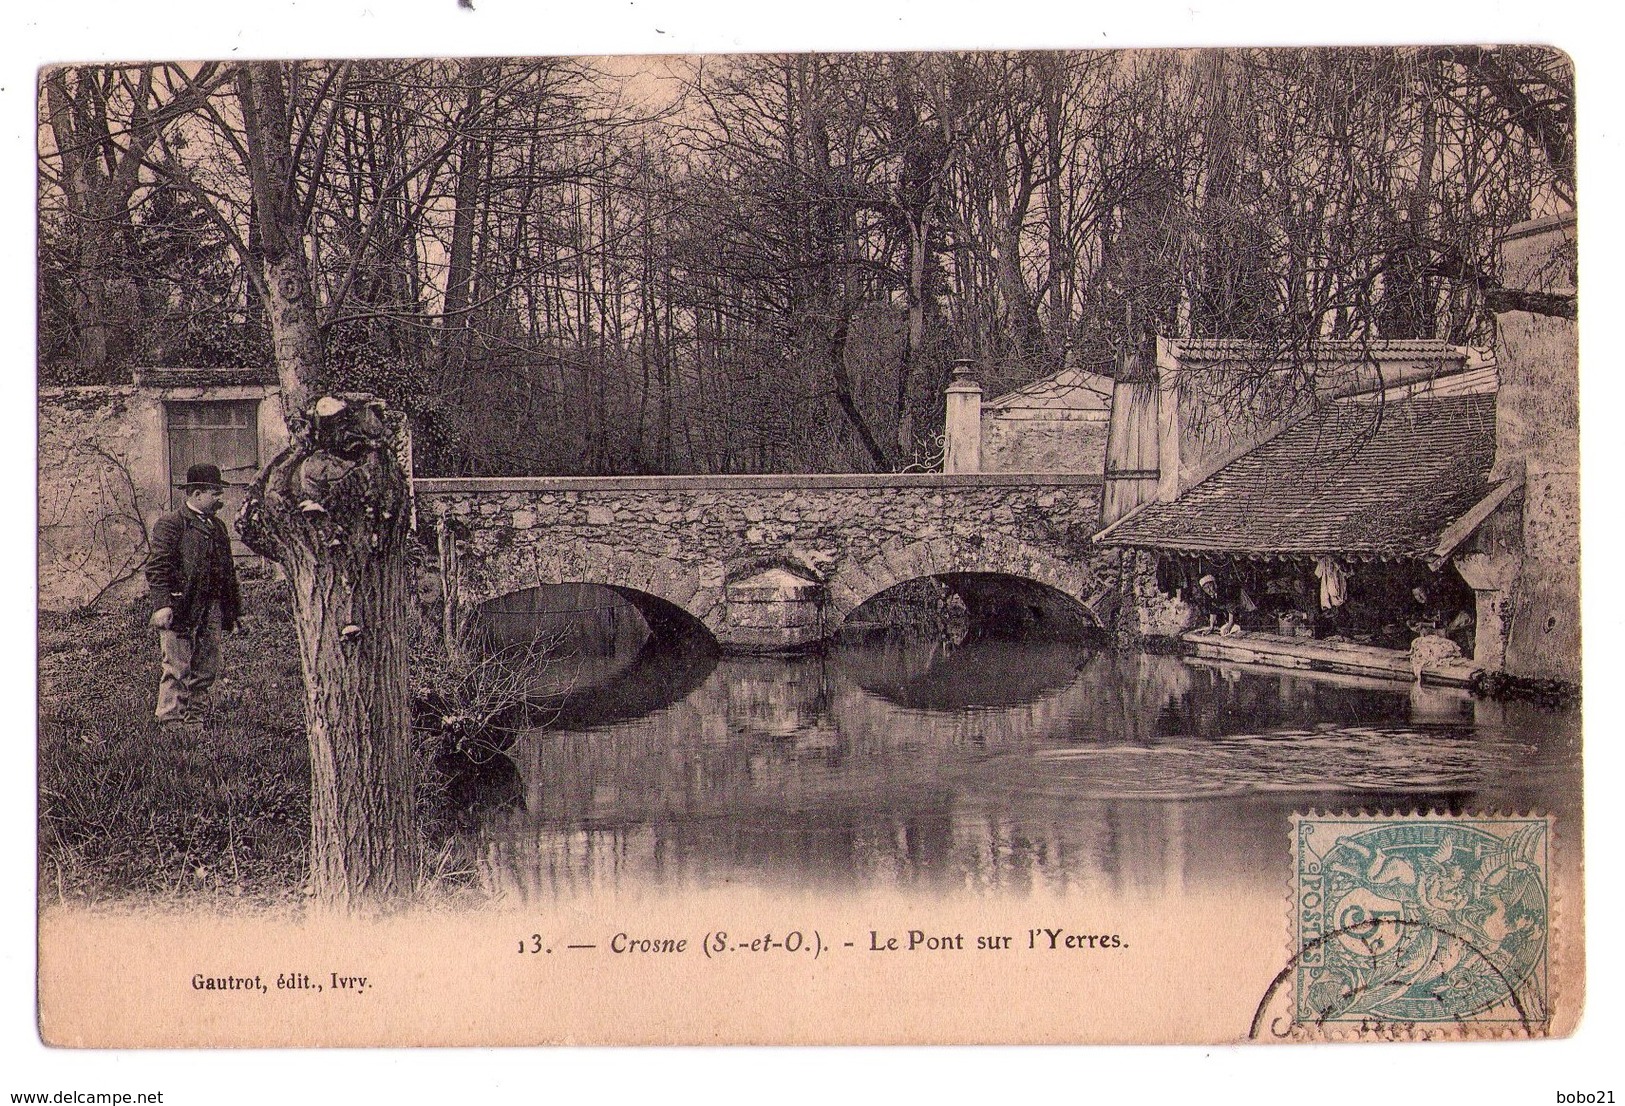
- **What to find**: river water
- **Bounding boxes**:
[457,633,1581,905]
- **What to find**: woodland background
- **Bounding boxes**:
[39,49,1574,476]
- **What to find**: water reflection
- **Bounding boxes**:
[846,635,1100,709]
[459,634,1580,902]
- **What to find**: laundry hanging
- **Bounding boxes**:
[1314,556,1348,609]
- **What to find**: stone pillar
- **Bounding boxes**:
[943,358,982,474]
[1453,552,1522,672]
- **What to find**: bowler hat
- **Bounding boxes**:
[175,462,233,489]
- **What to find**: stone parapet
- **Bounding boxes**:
[417,472,1103,494]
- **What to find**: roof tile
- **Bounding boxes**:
[1098,394,1498,557]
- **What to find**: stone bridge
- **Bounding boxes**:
[416,473,1114,651]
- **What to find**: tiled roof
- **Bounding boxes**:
[1097,394,1499,557]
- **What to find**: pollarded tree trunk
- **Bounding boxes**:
[239,396,419,906]
[233,61,420,907]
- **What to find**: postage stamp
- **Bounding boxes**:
[1288,813,1552,1034]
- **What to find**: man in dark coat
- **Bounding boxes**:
[145,463,243,727]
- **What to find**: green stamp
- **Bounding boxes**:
[1293,814,1550,1028]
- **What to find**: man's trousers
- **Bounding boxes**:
[155,613,221,724]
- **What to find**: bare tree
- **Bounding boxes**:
[39,46,1575,478]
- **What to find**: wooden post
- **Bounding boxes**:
[1102,334,1161,524]
[436,512,461,660]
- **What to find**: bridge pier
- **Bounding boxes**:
[720,566,826,652]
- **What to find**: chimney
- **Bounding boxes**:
[943,358,982,474]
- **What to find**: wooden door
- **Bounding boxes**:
[165,399,260,554]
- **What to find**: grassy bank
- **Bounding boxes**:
[38,581,313,906]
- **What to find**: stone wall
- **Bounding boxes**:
[421,473,1114,651]
[1119,550,1197,640]
[38,375,288,612]
[981,413,1108,474]
[39,387,162,612]
[1494,212,1580,683]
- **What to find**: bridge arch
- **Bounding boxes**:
[457,541,723,642]
[828,534,1109,631]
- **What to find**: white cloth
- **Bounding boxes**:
[1314,556,1347,609]
[1410,633,1464,681]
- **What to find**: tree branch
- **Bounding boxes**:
[1482,287,1577,319]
